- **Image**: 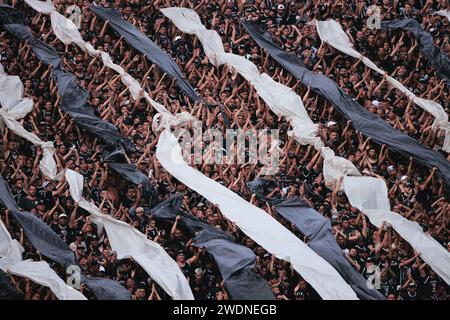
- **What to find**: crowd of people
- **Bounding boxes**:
[0,0,449,300]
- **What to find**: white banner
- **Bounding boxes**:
[156,129,358,300]
[162,7,450,286]
[0,68,57,179]
[0,219,87,300]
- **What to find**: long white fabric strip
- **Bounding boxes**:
[343,175,450,284]
[25,0,194,126]
[315,19,450,152]
[62,168,194,300]
[435,10,450,21]
[162,7,450,286]
[156,129,358,300]
[0,61,84,300]
[0,219,87,300]
[22,0,195,299]
[0,67,57,179]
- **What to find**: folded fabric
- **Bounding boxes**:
[0,219,86,300]
[156,129,359,300]
[63,169,194,300]
[0,66,57,179]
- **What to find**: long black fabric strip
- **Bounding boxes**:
[0,7,156,197]
[381,19,450,86]
[90,5,201,102]
[275,198,385,300]
[241,21,450,188]
[0,4,25,25]
[149,194,275,300]
[5,23,133,150]
[0,176,131,300]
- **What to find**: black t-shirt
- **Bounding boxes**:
[51,223,73,243]
[190,277,208,300]
[19,196,39,212]
[180,262,191,277]
[420,275,442,298]
[121,194,135,209]
[379,279,397,297]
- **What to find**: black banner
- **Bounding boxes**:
[0,14,156,196]
[149,195,275,300]
[275,198,385,300]
[241,20,450,188]
[381,19,450,86]
[0,176,131,300]
[90,5,201,102]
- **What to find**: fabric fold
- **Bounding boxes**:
[0,66,57,179]
[185,17,450,286]
[63,169,194,300]
[343,176,450,285]
[0,176,130,300]
[0,219,87,300]
[1,16,156,196]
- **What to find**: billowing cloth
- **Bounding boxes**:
[156,129,359,300]
[0,4,25,25]
[343,176,450,285]
[161,7,324,148]
[1,16,157,194]
[161,8,365,300]
[275,198,385,300]
[315,19,450,152]
[149,194,275,300]
[89,5,201,102]
[0,67,57,179]
[23,0,194,126]
[179,15,450,284]
[4,6,195,300]
[0,176,131,300]
[241,20,450,188]
[381,19,450,87]
[63,169,194,300]
[4,22,132,148]
[0,219,86,300]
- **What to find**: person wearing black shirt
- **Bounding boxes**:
[19,185,40,212]
[402,282,420,300]
[419,267,443,299]
[51,213,72,243]
[190,268,208,299]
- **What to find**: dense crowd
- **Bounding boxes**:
[0,0,449,300]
